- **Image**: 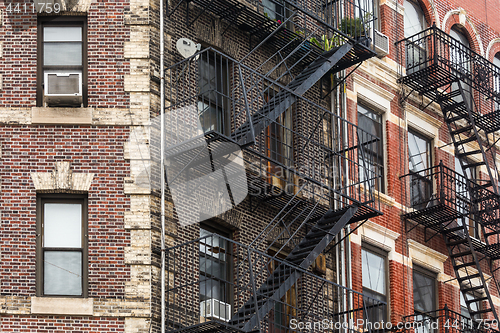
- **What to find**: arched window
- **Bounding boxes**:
[450,26,473,107]
[404,0,426,38]
[404,0,427,73]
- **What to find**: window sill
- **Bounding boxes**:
[31,297,93,316]
[32,107,92,125]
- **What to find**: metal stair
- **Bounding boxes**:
[228,206,358,331]
[398,26,500,325]
[233,43,354,146]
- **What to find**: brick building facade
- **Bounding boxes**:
[0,0,499,332]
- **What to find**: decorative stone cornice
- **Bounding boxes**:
[31,161,94,192]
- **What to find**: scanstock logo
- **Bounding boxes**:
[128,105,247,226]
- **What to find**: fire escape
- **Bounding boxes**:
[163,0,384,332]
[398,24,500,324]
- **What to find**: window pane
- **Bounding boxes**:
[413,271,435,313]
[408,131,430,173]
[44,43,82,66]
[44,251,82,295]
[200,256,226,279]
[200,277,225,301]
[44,27,82,42]
[44,203,82,248]
[362,249,386,295]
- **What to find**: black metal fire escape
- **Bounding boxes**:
[398,24,500,323]
[163,0,384,331]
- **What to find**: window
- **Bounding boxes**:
[450,27,473,108]
[408,130,432,209]
[199,226,231,319]
[362,245,388,323]
[265,87,294,186]
[413,266,437,333]
[493,54,500,111]
[455,157,480,239]
[404,0,427,74]
[262,0,293,29]
[362,0,380,30]
[37,195,88,297]
[404,0,426,38]
[358,104,384,193]
[198,52,230,135]
[38,18,87,107]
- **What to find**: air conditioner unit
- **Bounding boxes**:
[44,71,83,107]
[373,29,389,57]
[200,299,231,322]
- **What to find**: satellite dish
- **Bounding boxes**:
[176,38,201,59]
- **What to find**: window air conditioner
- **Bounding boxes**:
[373,29,389,57]
[200,299,231,322]
[44,71,83,107]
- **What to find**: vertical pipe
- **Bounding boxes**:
[160,0,166,330]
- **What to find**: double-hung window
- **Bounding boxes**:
[198,52,230,135]
[493,55,500,112]
[362,245,388,323]
[450,27,473,109]
[38,18,87,107]
[199,227,231,320]
[404,0,427,74]
[455,157,480,239]
[37,195,88,297]
[413,266,437,333]
[408,130,432,209]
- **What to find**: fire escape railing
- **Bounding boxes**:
[401,162,500,256]
[396,24,500,105]
[402,306,500,333]
[165,233,387,333]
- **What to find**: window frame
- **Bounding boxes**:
[197,51,230,135]
[37,16,88,107]
[36,194,88,297]
[199,224,233,306]
[412,265,438,314]
[408,129,433,209]
[493,54,500,111]
[362,243,389,322]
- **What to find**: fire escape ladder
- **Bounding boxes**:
[228,206,359,332]
[443,226,499,322]
[434,81,500,323]
[438,81,500,195]
[233,43,353,146]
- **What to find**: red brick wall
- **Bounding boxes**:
[0,1,130,108]
[0,126,130,297]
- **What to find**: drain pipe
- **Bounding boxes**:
[160,0,166,330]
[340,68,354,331]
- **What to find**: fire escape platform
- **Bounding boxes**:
[186,0,375,70]
[247,168,381,223]
[404,205,500,259]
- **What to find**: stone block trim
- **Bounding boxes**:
[31,297,93,316]
[31,161,94,192]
